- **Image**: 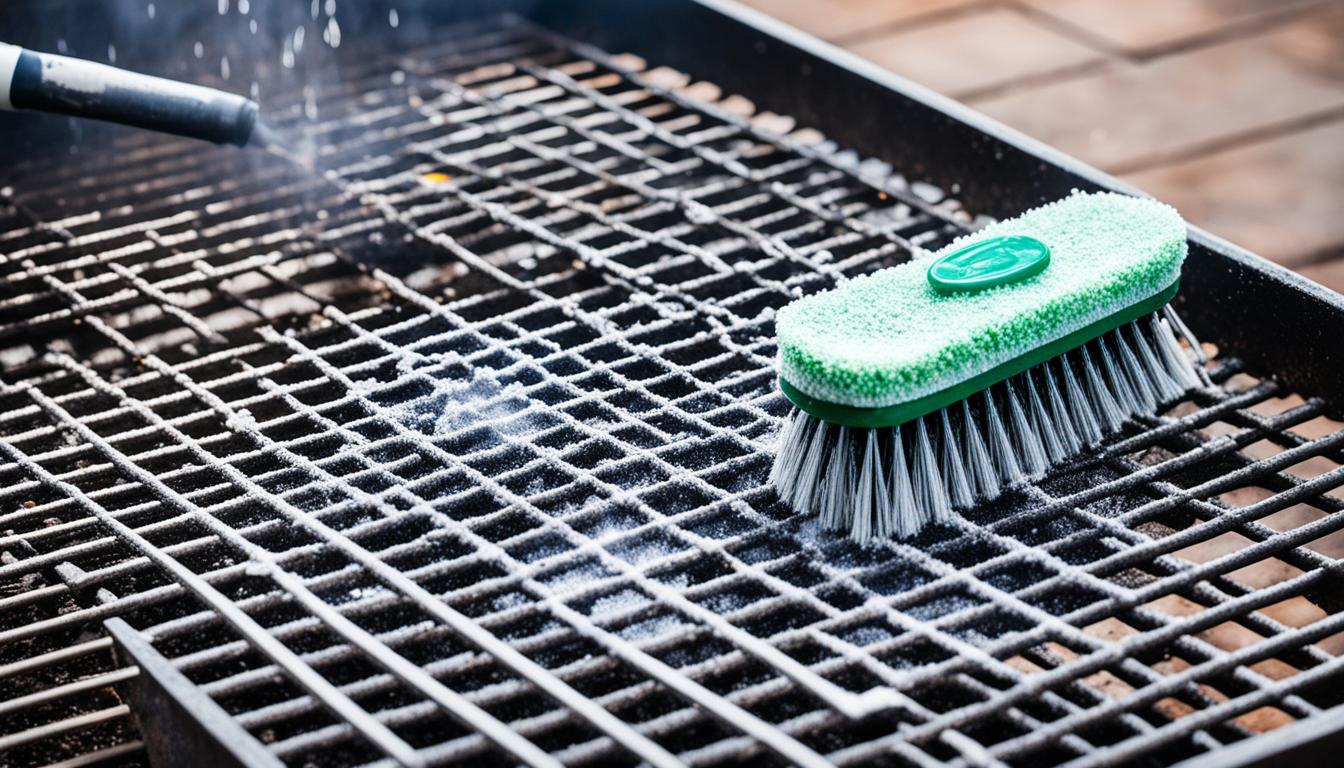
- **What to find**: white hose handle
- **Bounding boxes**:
[0,43,21,111]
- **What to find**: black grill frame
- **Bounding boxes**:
[0,2,1343,767]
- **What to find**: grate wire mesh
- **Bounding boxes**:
[2,14,1344,768]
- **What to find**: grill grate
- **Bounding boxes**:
[3,14,1344,768]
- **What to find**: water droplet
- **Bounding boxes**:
[293,26,305,53]
[911,181,944,204]
[325,0,336,16]
[147,3,155,19]
[238,0,249,13]
[194,41,204,59]
[56,39,68,53]
[220,56,230,80]
[249,18,257,34]
[217,0,228,15]
[107,45,116,63]
[324,17,341,47]
[389,8,399,27]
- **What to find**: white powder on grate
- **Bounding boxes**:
[368,365,545,440]
[619,613,689,641]
[590,589,650,619]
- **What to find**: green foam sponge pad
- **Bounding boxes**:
[776,191,1187,414]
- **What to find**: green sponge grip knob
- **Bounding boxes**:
[927,235,1050,293]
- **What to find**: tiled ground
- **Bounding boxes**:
[741,0,1344,285]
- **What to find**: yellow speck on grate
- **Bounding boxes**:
[420,172,453,185]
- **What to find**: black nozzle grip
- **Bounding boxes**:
[8,49,258,147]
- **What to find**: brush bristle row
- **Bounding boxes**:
[773,314,1204,542]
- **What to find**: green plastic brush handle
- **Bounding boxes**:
[778,280,1180,429]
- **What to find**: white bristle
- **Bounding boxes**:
[1022,373,1068,464]
[960,399,1000,499]
[937,408,976,509]
[981,388,1024,485]
[1165,307,1215,388]
[1143,317,1192,394]
[887,426,920,539]
[1042,365,1082,455]
[851,430,883,542]
[1153,316,1203,390]
[769,409,810,495]
[1080,343,1126,431]
[819,426,855,530]
[1130,322,1182,402]
[1113,331,1158,413]
[1058,355,1103,446]
[1003,380,1049,478]
[1096,337,1140,417]
[790,417,830,512]
[771,310,1208,542]
[910,417,951,526]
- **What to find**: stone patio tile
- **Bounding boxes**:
[1123,119,1344,270]
[736,0,976,42]
[972,9,1344,171]
[1019,0,1324,55]
[845,6,1102,98]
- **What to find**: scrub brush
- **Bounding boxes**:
[770,191,1210,542]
